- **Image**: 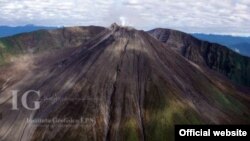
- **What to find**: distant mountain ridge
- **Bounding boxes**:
[0,24,57,37]
[192,33,250,57]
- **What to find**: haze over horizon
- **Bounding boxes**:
[0,0,250,36]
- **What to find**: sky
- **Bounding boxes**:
[0,0,250,36]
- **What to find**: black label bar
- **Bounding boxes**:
[175,125,250,141]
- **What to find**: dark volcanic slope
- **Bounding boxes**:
[148,28,250,87]
[0,25,250,141]
[0,26,105,64]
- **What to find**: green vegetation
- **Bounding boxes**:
[144,80,203,141]
[0,38,23,65]
[144,100,203,141]
[0,38,21,53]
[123,118,140,141]
[209,86,248,116]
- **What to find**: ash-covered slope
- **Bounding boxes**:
[0,24,250,141]
[148,28,250,87]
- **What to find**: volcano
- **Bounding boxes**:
[0,23,250,141]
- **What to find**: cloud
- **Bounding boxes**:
[0,0,249,35]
